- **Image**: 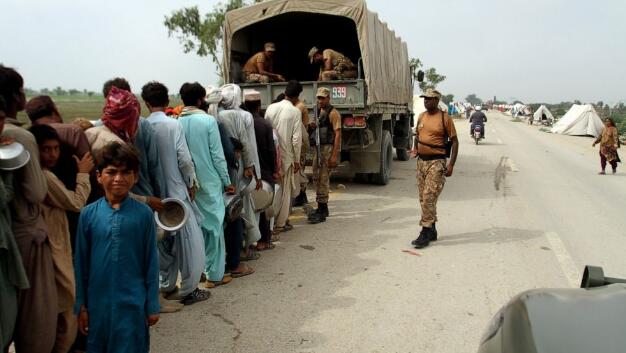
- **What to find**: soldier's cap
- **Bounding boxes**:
[243,89,261,102]
[316,87,330,98]
[264,42,276,52]
[309,46,320,63]
[420,88,442,99]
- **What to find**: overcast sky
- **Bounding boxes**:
[2,0,625,104]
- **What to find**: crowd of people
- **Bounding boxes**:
[0,64,342,353]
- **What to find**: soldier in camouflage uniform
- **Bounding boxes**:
[308,88,342,224]
[411,89,459,249]
[309,47,357,81]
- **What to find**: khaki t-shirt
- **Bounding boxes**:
[416,111,456,156]
[243,52,271,74]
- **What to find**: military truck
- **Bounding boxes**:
[223,0,414,185]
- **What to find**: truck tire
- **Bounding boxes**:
[394,115,411,161]
[372,131,392,185]
[396,144,410,161]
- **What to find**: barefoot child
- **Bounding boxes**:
[74,142,159,352]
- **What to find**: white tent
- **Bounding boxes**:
[533,105,554,121]
[413,96,447,115]
[551,104,604,137]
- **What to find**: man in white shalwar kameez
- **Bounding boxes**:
[218,84,263,247]
[264,81,303,232]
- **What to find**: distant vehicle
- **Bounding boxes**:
[223,0,414,185]
[478,266,626,353]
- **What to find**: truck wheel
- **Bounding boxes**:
[353,173,369,183]
[396,144,410,161]
[372,131,392,185]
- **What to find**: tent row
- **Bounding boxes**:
[414,97,605,138]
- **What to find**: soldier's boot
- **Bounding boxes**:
[430,223,438,241]
[293,190,308,207]
[308,203,328,224]
[413,227,433,249]
[412,223,437,246]
[319,203,329,218]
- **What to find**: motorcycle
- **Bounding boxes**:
[477,266,626,353]
[473,125,483,145]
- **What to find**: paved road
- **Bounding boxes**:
[152,111,626,353]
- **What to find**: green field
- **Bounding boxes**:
[17,95,183,125]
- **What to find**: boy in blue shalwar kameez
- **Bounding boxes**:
[74,142,160,353]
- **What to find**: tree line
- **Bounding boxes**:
[25,87,97,97]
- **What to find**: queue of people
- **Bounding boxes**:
[0,64,342,353]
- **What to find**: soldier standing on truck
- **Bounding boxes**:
[242,42,286,83]
[308,88,342,224]
[308,47,357,81]
[410,89,459,249]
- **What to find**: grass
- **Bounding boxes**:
[16,95,183,125]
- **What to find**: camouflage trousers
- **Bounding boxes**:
[313,145,334,203]
[244,73,270,84]
[321,70,357,81]
[417,158,447,227]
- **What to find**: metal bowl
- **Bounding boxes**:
[241,176,256,195]
[224,193,244,222]
[265,184,282,218]
[251,180,274,212]
[0,142,31,171]
[154,198,189,232]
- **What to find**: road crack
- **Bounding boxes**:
[212,313,242,351]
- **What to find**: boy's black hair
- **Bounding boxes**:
[179,82,206,107]
[25,95,59,122]
[141,81,169,108]
[96,142,140,172]
[284,80,302,98]
[0,64,24,113]
[230,137,244,152]
[0,96,6,113]
[29,124,60,146]
[102,77,131,97]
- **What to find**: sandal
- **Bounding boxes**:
[180,288,211,306]
[163,287,181,301]
[230,264,255,278]
[272,224,292,234]
[256,242,276,251]
[204,275,233,289]
[240,250,261,262]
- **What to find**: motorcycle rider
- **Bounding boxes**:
[469,106,487,138]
